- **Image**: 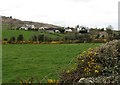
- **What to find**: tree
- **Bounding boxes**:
[113,33,120,39]
[9,16,13,30]
[76,25,79,28]
[10,16,12,19]
[59,28,65,33]
[3,38,8,41]
[78,34,92,43]
[32,35,38,41]
[101,28,104,31]
[17,34,24,41]
[44,35,52,42]
[95,34,100,39]
[101,35,105,39]
[65,33,76,41]
[106,25,113,35]
[79,27,88,33]
[106,25,113,30]
[9,36,16,44]
[38,35,44,42]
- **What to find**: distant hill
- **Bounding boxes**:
[2,16,61,29]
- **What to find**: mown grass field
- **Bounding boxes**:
[2,43,102,83]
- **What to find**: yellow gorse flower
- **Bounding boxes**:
[47,79,54,83]
[95,70,99,73]
[81,60,84,62]
[47,79,58,83]
[66,70,70,73]
[95,65,101,68]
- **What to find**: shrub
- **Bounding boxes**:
[32,35,38,42]
[44,36,52,42]
[8,36,16,44]
[93,39,107,43]
[59,40,120,84]
[3,38,8,41]
[38,34,44,42]
[78,34,92,43]
[17,34,24,42]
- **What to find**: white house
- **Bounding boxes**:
[44,27,60,33]
[76,26,83,32]
[20,24,35,30]
[54,29,60,33]
[20,26,28,30]
[65,27,72,32]
[39,27,45,30]
[76,26,89,32]
[26,24,35,29]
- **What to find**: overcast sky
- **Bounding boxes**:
[0,0,119,29]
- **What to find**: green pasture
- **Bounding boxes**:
[2,30,65,41]
[2,43,101,83]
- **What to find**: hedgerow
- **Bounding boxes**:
[59,40,120,84]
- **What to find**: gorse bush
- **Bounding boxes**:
[96,40,120,76]
[59,48,102,83]
[59,40,120,83]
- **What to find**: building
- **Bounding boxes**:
[76,26,89,33]
[20,24,35,30]
[65,27,72,32]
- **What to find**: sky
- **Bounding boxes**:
[0,0,119,29]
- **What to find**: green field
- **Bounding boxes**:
[2,30,65,41]
[2,43,102,83]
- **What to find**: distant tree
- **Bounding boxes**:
[78,34,92,43]
[28,28,31,31]
[17,34,24,41]
[16,27,20,30]
[113,33,116,37]
[65,33,79,41]
[79,27,87,33]
[9,16,12,19]
[101,28,104,31]
[32,35,38,41]
[106,25,113,30]
[74,32,79,40]
[76,25,79,28]
[58,28,65,33]
[3,38,8,41]
[106,25,114,36]
[11,36,15,41]
[101,35,105,39]
[113,33,120,39]
[107,35,114,41]
[38,34,44,42]
[106,28,113,35]
[9,36,16,44]
[44,35,52,42]
[9,16,13,30]
[95,34,100,39]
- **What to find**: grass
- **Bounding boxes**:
[2,23,11,30]
[2,30,65,41]
[2,43,102,83]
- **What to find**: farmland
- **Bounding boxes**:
[2,30,65,41]
[2,43,101,83]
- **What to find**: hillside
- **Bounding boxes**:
[2,30,65,41]
[2,16,61,29]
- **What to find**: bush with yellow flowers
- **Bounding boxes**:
[59,40,120,84]
[47,79,59,83]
